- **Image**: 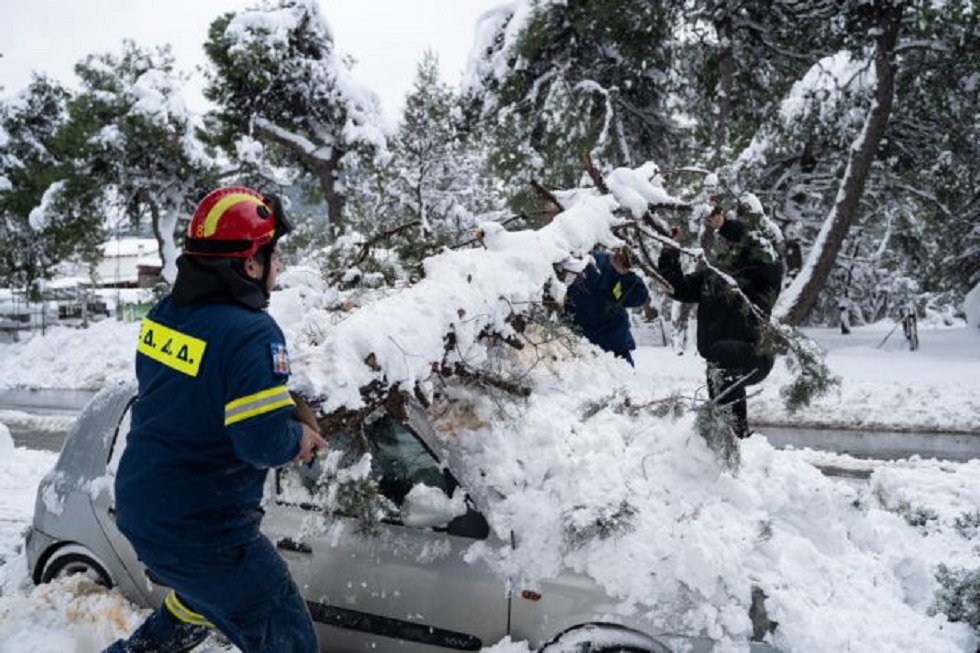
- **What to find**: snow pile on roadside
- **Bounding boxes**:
[0,410,76,436]
[445,354,980,650]
[0,438,52,563]
[0,422,12,456]
[0,421,153,652]
[0,320,139,391]
[757,321,980,433]
[0,445,233,653]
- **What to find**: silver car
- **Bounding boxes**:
[26,382,777,652]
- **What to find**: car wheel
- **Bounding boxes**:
[40,544,113,588]
[551,646,659,653]
[539,624,671,653]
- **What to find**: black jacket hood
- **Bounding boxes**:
[171,254,268,311]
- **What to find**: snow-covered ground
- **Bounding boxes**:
[1,314,978,652]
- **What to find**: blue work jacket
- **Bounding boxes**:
[115,295,301,552]
[565,251,650,354]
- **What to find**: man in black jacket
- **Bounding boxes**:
[658,208,783,438]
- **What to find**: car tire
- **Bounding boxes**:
[547,646,660,653]
[539,624,671,653]
[40,544,113,588]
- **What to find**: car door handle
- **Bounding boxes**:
[276,538,312,554]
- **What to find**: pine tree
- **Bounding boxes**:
[673,0,844,165]
[395,52,490,242]
[338,52,501,285]
[702,0,979,324]
[202,0,387,231]
[0,75,99,295]
[62,40,217,283]
[464,0,680,200]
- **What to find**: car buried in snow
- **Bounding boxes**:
[26,382,777,652]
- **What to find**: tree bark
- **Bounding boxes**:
[136,188,170,285]
[713,13,735,164]
[252,119,346,229]
[148,200,164,270]
[776,2,903,326]
[319,147,346,231]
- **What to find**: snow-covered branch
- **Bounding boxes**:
[252,117,335,164]
[274,164,685,419]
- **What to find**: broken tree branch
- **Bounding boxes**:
[530,178,565,212]
[352,220,422,268]
[580,149,610,194]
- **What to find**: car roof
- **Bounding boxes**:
[64,382,490,508]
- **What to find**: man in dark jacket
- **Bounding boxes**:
[565,248,650,366]
[107,187,327,653]
[658,209,783,438]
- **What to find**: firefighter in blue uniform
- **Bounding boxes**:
[564,248,650,366]
[106,187,327,653]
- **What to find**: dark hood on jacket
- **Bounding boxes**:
[171,254,267,311]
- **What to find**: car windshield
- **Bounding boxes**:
[277,411,456,520]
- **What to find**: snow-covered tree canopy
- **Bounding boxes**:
[457,0,978,325]
[273,161,829,440]
[277,163,672,413]
[65,40,216,283]
[338,51,503,285]
[463,0,679,189]
[203,0,388,227]
[0,75,97,292]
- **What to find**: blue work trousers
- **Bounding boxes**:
[105,535,317,653]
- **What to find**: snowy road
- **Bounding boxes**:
[760,425,980,463]
[4,390,979,465]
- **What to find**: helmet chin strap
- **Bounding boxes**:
[257,243,276,299]
[236,247,273,301]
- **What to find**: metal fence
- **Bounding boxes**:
[0,295,153,342]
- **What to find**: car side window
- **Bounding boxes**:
[276,412,488,539]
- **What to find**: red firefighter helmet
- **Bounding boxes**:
[184,186,291,258]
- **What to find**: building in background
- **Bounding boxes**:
[0,238,161,340]
[95,239,162,288]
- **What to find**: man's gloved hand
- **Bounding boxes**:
[290,391,327,465]
[611,247,633,274]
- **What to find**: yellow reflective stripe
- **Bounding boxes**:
[225,385,294,426]
[612,280,624,301]
[137,318,207,377]
[164,591,213,627]
[203,193,264,237]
